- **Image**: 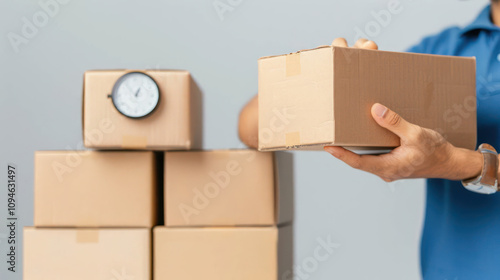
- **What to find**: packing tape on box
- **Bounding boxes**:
[79,215,99,228]
[76,230,100,243]
[122,135,148,149]
[285,132,300,147]
[286,53,301,77]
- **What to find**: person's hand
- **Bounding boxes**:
[332,37,379,50]
[326,38,483,182]
[324,103,483,182]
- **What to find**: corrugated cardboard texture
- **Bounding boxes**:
[258,46,477,151]
[164,150,293,227]
[24,228,151,280]
[83,70,202,150]
[153,226,292,280]
[34,151,157,227]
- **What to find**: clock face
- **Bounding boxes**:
[111,72,160,118]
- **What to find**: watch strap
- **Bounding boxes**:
[462,143,499,194]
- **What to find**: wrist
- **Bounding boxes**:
[445,147,482,181]
[498,155,500,183]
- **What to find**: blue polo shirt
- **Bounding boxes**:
[407,5,500,279]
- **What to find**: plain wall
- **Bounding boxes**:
[0,0,488,279]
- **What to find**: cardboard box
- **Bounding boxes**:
[258,46,477,152]
[164,150,293,227]
[34,151,157,227]
[154,226,293,280]
[24,228,151,280]
[83,70,202,150]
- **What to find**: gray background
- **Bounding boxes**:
[0,0,488,279]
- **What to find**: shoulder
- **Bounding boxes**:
[407,26,463,55]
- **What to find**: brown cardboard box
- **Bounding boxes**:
[154,225,293,280]
[164,150,294,227]
[34,151,157,227]
[24,228,151,280]
[258,46,477,152]
[83,69,202,150]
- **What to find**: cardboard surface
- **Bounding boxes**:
[34,151,157,227]
[164,150,293,227]
[23,228,151,280]
[83,69,202,150]
[258,46,477,151]
[153,225,293,280]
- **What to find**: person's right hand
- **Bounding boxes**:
[331,37,379,50]
[325,38,485,182]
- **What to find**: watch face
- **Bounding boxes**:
[111,72,160,118]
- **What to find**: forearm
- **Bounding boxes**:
[238,95,259,149]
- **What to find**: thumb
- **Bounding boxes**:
[371,103,413,139]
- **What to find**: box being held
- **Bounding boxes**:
[258,46,477,152]
[83,69,202,150]
[164,150,293,227]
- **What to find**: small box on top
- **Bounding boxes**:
[83,69,202,150]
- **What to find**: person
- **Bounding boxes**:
[238,2,500,279]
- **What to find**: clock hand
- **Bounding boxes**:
[125,82,135,95]
[135,88,141,97]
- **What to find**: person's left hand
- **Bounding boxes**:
[324,103,483,182]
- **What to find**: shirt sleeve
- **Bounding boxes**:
[405,27,462,55]
[406,38,430,54]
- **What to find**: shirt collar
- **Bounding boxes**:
[460,5,500,36]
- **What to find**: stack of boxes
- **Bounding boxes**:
[156,150,293,279]
[23,70,294,280]
[26,153,155,279]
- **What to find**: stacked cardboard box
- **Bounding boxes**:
[24,70,295,280]
[24,70,201,280]
[155,150,294,279]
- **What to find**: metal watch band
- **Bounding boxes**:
[462,143,499,194]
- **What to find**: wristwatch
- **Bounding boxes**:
[462,143,499,194]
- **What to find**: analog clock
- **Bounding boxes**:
[110,72,160,118]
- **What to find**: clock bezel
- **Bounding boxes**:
[110,71,161,119]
